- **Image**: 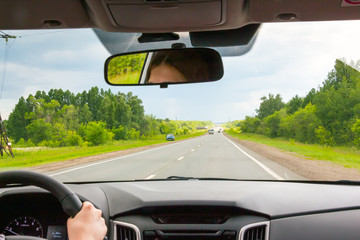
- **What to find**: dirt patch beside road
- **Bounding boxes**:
[225,133,360,181]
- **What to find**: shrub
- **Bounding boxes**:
[112,126,128,140]
[315,126,334,146]
[351,119,360,147]
[26,139,35,147]
[16,138,26,147]
[127,128,140,140]
[65,131,83,146]
[83,121,114,146]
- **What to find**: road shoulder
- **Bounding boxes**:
[224,133,360,181]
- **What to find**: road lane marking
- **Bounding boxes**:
[191,149,195,152]
[49,136,206,177]
[223,135,284,180]
[177,156,184,161]
[145,174,156,179]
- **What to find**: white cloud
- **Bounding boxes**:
[41,42,108,65]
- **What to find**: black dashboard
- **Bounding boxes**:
[0,191,68,240]
[2,180,360,240]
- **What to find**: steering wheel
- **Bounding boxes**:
[0,170,83,240]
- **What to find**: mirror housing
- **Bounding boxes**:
[104,48,223,87]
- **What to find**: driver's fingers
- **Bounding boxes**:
[83,201,94,210]
[96,208,103,218]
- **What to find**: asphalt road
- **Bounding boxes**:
[49,133,305,182]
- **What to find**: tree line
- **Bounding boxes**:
[229,59,360,147]
[5,87,211,147]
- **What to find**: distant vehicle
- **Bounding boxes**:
[218,130,221,133]
[208,129,214,135]
[166,133,175,141]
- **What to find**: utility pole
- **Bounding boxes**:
[0,115,14,158]
[0,31,16,158]
[0,32,16,42]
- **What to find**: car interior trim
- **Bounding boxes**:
[239,221,269,240]
[113,220,141,240]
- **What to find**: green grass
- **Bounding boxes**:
[108,72,141,84]
[0,131,206,169]
[226,130,360,170]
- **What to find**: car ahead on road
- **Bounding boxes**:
[166,133,175,141]
[2,1,360,240]
[208,129,215,135]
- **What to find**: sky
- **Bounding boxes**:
[1,20,360,123]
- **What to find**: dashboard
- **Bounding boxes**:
[2,180,360,240]
[0,191,68,240]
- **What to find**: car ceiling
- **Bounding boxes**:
[1,0,360,56]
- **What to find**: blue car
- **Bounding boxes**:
[166,133,175,141]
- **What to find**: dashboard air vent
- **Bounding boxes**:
[114,221,140,240]
[145,0,179,2]
[240,222,269,240]
[152,214,229,224]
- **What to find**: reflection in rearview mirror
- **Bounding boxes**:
[107,53,147,84]
[105,48,223,86]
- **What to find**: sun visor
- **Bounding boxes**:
[108,0,222,29]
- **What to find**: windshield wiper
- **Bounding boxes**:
[335,180,360,185]
[166,176,198,180]
[165,176,240,181]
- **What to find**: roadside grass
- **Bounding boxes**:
[0,131,206,169]
[108,72,141,84]
[226,130,360,170]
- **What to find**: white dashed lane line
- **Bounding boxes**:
[177,156,184,161]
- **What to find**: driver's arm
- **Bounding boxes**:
[67,202,107,240]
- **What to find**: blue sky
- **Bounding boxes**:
[1,21,360,123]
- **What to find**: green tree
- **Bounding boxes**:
[60,105,79,130]
[114,93,132,129]
[26,119,53,144]
[87,87,103,121]
[280,104,320,143]
[78,104,93,124]
[286,95,303,115]
[256,93,285,119]
[98,95,116,129]
[259,109,286,138]
[240,116,261,133]
[126,92,145,130]
[7,97,28,141]
[313,73,360,144]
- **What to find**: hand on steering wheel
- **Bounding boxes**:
[0,171,107,240]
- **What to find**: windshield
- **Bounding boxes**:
[1,21,360,182]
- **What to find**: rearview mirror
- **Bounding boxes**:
[104,48,223,87]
